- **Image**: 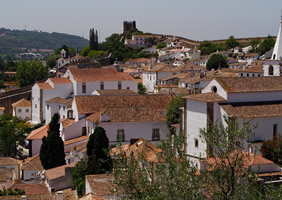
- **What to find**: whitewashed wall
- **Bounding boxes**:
[13,106,31,121]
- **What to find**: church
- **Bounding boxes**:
[263,14,282,76]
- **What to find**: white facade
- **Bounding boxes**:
[142,71,175,93]
[271,16,282,60]
[30,139,43,156]
[13,106,31,121]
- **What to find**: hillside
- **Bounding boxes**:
[0,28,89,51]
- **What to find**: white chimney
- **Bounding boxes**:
[57,191,63,200]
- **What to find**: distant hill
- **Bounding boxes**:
[0,28,89,50]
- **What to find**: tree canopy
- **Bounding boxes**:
[40,113,65,170]
[199,41,226,56]
[225,35,239,50]
[206,54,228,71]
[166,96,184,132]
[16,60,49,87]
[258,35,275,56]
[86,126,112,174]
[0,114,28,157]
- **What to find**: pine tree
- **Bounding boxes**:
[95,30,98,50]
[40,113,66,170]
[86,126,112,174]
[89,28,96,50]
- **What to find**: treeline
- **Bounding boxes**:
[0,28,88,50]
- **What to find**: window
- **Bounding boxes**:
[32,97,34,100]
[152,129,160,141]
[100,82,104,90]
[127,87,130,90]
[273,124,278,140]
[252,74,255,77]
[35,104,37,108]
[68,110,73,119]
[63,106,65,111]
[63,115,65,119]
[82,82,86,93]
[269,65,274,75]
[195,139,199,148]
[18,109,22,113]
[26,109,29,113]
[118,81,122,90]
[117,129,125,142]
[59,105,61,110]
[240,73,243,77]
[47,105,49,110]
[38,98,40,101]
[82,127,87,136]
[211,86,217,93]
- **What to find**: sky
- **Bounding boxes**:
[0,0,281,41]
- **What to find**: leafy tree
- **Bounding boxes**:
[72,158,88,197]
[16,60,48,87]
[138,83,146,94]
[54,45,76,57]
[86,126,112,174]
[156,42,167,49]
[87,50,107,58]
[206,54,228,71]
[46,54,61,68]
[225,35,239,50]
[166,96,184,132]
[200,41,216,55]
[261,140,282,165]
[258,35,275,56]
[249,38,260,53]
[40,113,65,170]
[0,58,5,71]
[0,114,28,156]
[145,37,157,46]
[113,131,205,200]
[80,46,91,57]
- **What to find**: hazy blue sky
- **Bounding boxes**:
[0,0,281,41]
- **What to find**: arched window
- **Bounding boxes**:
[152,128,160,141]
[269,65,274,75]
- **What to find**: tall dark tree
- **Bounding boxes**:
[40,113,65,170]
[95,30,99,50]
[86,126,112,174]
[166,96,184,132]
[225,35,239,50]
[89,28,99,51]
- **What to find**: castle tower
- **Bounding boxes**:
[271,13,282,60]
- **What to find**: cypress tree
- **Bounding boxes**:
[86,126,112,174]
[40,113,66,170]
[89,28,95,50]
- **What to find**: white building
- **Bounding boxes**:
[142,63,176,93]
[21,154,44,181]
[183,76,282,167]
[0,157,21,180]
[12,98,32,121]
[31,68,138,124]
[263,15,282,76]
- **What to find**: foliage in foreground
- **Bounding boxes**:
[166,96,184,131]
[113,116,282,200]
[0,188,25,196]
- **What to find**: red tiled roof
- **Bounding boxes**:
[61,118,75,128]
[27,124,49,140]
[64,135,89,146]
[0,107,5,110]
[86,174,116,196]
[21,154,44,171]
[12,98,31,108]
[69,68,135,82]
[10,183,49,195]
[44,163,76,180]
[49,78,72,84]
[0,157,22,166]
[183,92,226,102]
[36,82,53,90]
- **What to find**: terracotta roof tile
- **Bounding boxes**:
[126,58,150,63]
[86,174,116,196]
[0,168,15,182]
[79,193,105,200]
[36,82,53,90]
[27,124,49,140]
[159,73,190,81]
[44,163,76,180]
[0,157,22,166]
[22,154,44,171]
[142,63,174,72]
[0,107,5,110]
[183,92,226,102]
[75,94,173,114]
[87,107,166,123]
[220,101,282,118]
[64,135,89,146]
[10,183,49,195]
[69,68,135,82]
[61,118,75,129]
[12,99,31,108]
[94,89,137,96]
[215,77,282,93]
[46,97,69,104]
[49,78,72,84]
